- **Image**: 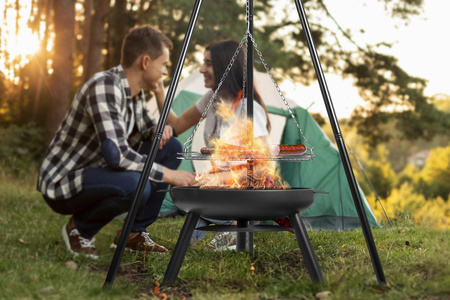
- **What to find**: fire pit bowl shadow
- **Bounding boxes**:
[163,186,324,285]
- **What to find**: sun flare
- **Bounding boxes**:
[0,0,42,82]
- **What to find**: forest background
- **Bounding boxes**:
[0,0,449,229]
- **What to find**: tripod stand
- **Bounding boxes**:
[104,0,387,288]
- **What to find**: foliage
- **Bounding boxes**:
[0,123,44,176]
[345,51,450,148]
[418,143,450,199]
[367,182,450,230]
[431,93,450,113]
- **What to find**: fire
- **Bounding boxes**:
[195,100,289,190]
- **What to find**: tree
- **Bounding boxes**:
[2,0,447,150]
[130,0,448,148]
[419,144,450,199]
[44,0,75,147]
[84,0,111,81]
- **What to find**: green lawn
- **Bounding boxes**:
[0,175,449,299]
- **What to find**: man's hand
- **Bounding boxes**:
[152,125,173,149]
[150,79,165,98]
[163,168,197,186]
[160,125,173,149]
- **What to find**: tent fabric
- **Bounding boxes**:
[158,90,380,230]
[267,106,380,230]
[159,90,200,216]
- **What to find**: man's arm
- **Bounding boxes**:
[86,77,164,182]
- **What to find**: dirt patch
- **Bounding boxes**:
[254,248,305,279]
[91,262,192,299]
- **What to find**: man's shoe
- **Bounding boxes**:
[62,216,98,259]
[111,229,168,253]
[207,232,237,251]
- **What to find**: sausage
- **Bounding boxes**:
[200,145,256,155]
[200,147,216,154]
[200,144,307,156]
[271,144,306,156]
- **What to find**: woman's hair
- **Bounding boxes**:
[206,39,271,132]
[121,25,173,68]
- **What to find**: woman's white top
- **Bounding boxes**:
[195,90,269,147]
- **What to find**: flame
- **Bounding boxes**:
[195,100,289,190]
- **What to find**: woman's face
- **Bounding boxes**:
[199,50,215,89]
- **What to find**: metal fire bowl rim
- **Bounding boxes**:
[169,186,316,221]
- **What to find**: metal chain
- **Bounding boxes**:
[183,33,248,152]
[247,31,314,152]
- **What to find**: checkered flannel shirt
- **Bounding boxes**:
[37,65,164,200]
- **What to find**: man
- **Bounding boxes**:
[37,25,195,259]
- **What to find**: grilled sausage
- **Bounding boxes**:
[200,147,216,154]
[200,144,307,156]
[200,145,254,155]
[271,144,306,156]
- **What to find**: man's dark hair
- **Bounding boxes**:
[121,25,173,68]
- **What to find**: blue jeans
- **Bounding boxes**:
[192,217,233,242]
[43,138,181,239]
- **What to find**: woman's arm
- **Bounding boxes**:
[154,80,202,135]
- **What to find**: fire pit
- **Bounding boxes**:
[162,1,322,285]
[163,186,324,285]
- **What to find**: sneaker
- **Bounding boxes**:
[208,232,237,251]
[111,229,168,253]
[62,216,98,259]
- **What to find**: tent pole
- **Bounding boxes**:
[293,0,387,286]
[349,148,394,227]
[103,0,203,288]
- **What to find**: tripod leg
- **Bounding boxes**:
[289,213,324,284]
[293,0,386,286]
[103,0,204,288]
[163,212,200,285]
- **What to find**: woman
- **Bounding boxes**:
[156,39,270,148]
[155,39,271,249]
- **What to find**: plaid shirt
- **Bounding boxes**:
[37,65,164,200]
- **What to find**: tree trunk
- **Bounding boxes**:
[31,0,50,123]
[82,0,93,78]
[84,0,111,81]
[107,0,128,68]
[44,0,75,147]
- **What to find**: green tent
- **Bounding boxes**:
[159,90,380,230]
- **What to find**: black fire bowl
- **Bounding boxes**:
[168,186,316,221]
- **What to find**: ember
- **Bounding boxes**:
[195,100,289,190]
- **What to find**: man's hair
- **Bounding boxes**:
[121,25,173,68]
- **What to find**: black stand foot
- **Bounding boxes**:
[163,212,200,285]
[289,213,324,283]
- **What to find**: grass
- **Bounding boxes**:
[0,172,449,299]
